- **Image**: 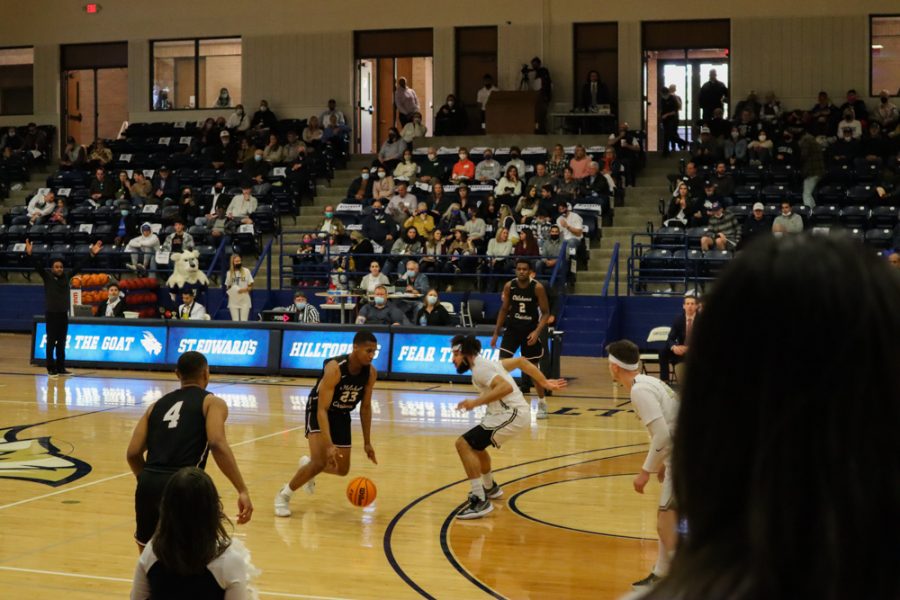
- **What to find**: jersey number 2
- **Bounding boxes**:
[518,302,527,313]
[162,401,184,429]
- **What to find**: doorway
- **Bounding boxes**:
[63,68,128,145]
[643,49,729,152]
[355,56,432,154]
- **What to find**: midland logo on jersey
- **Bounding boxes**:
[34,323,168,364]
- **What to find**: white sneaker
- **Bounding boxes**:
[299,455,316,494]
[274,485,293,517]
[536,400,549,419]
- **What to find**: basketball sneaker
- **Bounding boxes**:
[456,494,493,520]
[298,455,316,494]
[274,485,293,517]
[484,481,503,499]
[632,572,662,590]
[58,370,74,376]
[536,400,549,419]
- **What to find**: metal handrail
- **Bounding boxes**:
[601,242,620,297]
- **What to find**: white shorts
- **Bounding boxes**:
[659,459,674,510]
[462,408,530,450]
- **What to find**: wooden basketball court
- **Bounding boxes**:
[0,332,661,599]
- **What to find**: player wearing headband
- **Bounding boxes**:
[451,334,566,519]
[606,339,679,591]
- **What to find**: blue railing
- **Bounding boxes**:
[601,242,620,297]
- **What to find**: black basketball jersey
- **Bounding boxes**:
[307,354,370,414]
[506,278,541,330]
[145,386,210,473]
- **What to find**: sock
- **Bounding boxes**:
[469,479,485,501]
[281,483,294,497]
[481,472,494,489]
[652,542,672,576]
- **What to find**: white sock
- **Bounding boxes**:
[281,483,294,497]
[469,479,485,501]
[481,472,494,488]
[652,542,672,576]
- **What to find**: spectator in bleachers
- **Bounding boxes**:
[873,89,899,131]
[772,201,803,235]
[608,123,641,186]
[376,127,405,173]
[420,229,445,275]
[698,69,728,121]
[581,69,610,112]
[429,181,448,213]
[415,289,452,326]
[88,138,112,170]
[387,181,417,222]
[477,74,500,128]
[494,166,523,205]
[281,290,320,323]
[237,138,255,164]
[22,123,49,156]
[528,162,553,192]
[242,149,271,197]
[226,184,258,229]
[809,91,840,136]
[665,183,703,227]
[773,129,799,167]
[701,179,725,209]
[160,219,195,254]
[485,227,514,291]
[660,85,685,156]
[682,161,706,198]
[799,130,825,207]
[204,206,229,241]
[394,77,420,127]
[96,283,125,318]
[437,202,465,233]
[497,204,520,243]
[111,204,139,246]
[690,126,720,167]
[210,130,239,170]
[152,165,179,203]
[503,147,526,183]
[262,133,285,164]
[711,162,735,201]
[384,226,423,275]
[1,126,21,150]
[708,107,731,140]
[347,168,372,202]
[475,148,501,182]
[195,118,219,151]
[89,167,116,205]
[251,99,277,133]
[740,202,771,249]
[343,230,374,276]
[24,189,55,225]
[126,223,160,273]
[320,99,346,127]
[828,127,861,166]
[360,260,391,293]
[48,197,68,226]
[226,104,251,133]
[213,87,231,108]
[445,229,476,275]
[514,227,539,263]
[535,224,563,279]
[358,285,410,325]
[315,205,343,238]
[404,202,435,238]
[130,171,154,204]
[839,89,868,124]
[555,166,580,202]
[478,194,499,225]
[759,92,783,125]
[515,186,540,224]
[302,116,324,149]
[398,258,430,297]
[115,171,133,205]
[362,200,397,247]
[838,108,863,139]
[723,125,749,166]
[733,91,762,123]
[154,87,171,110]
[538,183,556,215]
[747,129,774,165]
[393,149,417,182]
[569,145,591,180]
[418,147,444,184]
[456,184,475,215]
[400,112,426,145]
[451,147,475,183]
[435,94,468,136]
[581,161,612,209]
[601,147,624,188]
[60,136,85,169]
[700,202,740,251]
[283,130,306,163]
[460,205,487,247]
[860,121,891,169]
[323,114,351,156]
[547,144,568,179]
[556,201,584,262]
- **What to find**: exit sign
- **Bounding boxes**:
[84,3,100,13]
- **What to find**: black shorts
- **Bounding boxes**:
[306,407,352,448]
[500,327,544,361]
[134,469,176,544]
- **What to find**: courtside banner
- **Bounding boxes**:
[281,328,391,372]
[167,327,272,368]
[390,331,521,377]
[33,322,167,364]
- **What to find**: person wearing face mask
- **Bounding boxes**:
[226,104,250,132]
[225,254,254,321]
[838,108,863,139]
[747,130,774,165]
[403,201,435,238]
[502,147,526,183]
[360,200,398,247]
[839,89,868,124]
[873,89,899,131]
[95,282,126,318]
[401,111,427,145]
[435,94,468,136]
[242,149,272,197]
[451,147,476,183]
[771,200,803,234]
[415,288,451,326]
[393,149,418,182]
[316,205,344,237]
[475,150,501,182]
[215,87,231,108]
[280,290,320,323]
[357,285,410,326]
[376,127,406,173]
[476,74,500,129]
[417,146,445,184]
[398,258,430,296]
[126,223,161,274]
[347,168,373,202]
[535,224,564,281]
[394,77,420,127]
[251,99,278,133]
[439,202,466,233]
[828,127,862,167]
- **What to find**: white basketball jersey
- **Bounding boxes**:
[631,374,679,433]
[470,356,529,415]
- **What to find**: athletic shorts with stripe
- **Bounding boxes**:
[500,327,544,361]
[305,406,352,448]
[462,409,529,451]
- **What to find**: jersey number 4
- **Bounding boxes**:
[162,401,184,429]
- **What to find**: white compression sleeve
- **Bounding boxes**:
[642,417,672,473]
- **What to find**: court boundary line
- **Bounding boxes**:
[381,443,646,599]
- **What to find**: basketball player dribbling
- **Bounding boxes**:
[451,334,567,519]
[274,331,379,517]
[606,339,679,591]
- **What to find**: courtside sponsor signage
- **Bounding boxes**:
[166,327,271,368]
[281,329,390,371]
[34,323,167,364]
[390,333,520,376]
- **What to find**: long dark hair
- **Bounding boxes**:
[153,467,232,576]
[646,234,900,600]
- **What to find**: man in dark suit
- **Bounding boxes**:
[96,282,126,317]
[659,292,699,383]
[580,161,611,214]
[151,166,179,202]
[581,70,610,111]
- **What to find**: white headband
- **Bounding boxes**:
[608,354,640,371]
[451,344,462,352]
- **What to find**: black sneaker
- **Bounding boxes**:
[58,370,74,376]
[484,481,503,499]
[632,572,661,590]
[456,494,493,520]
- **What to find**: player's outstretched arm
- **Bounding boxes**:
[125,405,152,477]
[205,395,253,524]
[500,357,567,390]
[360,367,378,465]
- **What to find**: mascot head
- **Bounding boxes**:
[166,250,209,289]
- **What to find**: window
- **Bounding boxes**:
[871,15,900,96]
[151,37,241,110]
[0,47,34,115]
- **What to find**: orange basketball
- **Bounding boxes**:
[70,275,82,288]
[346,477,377,507]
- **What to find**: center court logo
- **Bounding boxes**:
[140,331,163,356]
